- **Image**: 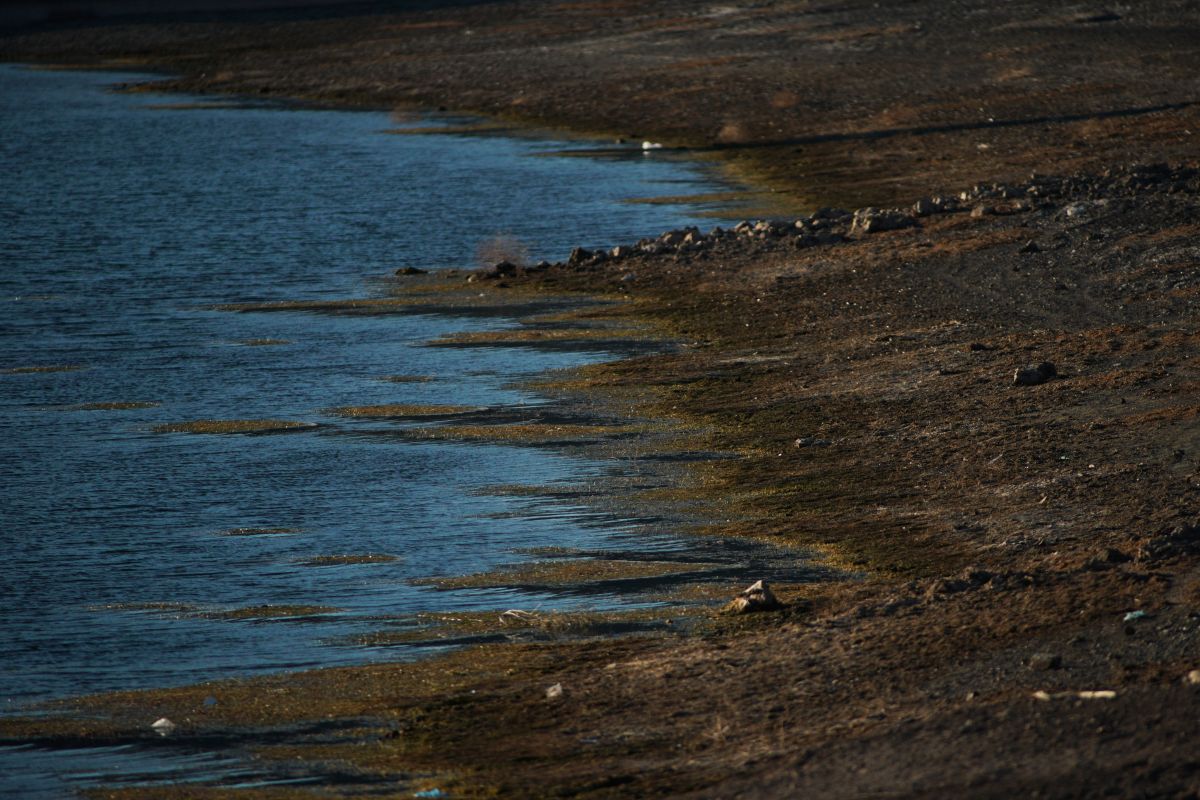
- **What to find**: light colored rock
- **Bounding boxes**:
[722,579,782,614]
[546,683,564,700]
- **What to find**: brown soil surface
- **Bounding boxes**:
[4,2,1200,798]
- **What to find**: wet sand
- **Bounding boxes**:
[3,2,1200,797]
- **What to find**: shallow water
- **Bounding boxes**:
[0,63,750,716]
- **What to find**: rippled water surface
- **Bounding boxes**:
[0,62,745,723]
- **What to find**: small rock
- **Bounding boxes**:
[151,717,176,736]
[1186,670,1200,685]
[911,197,940,217]
[568,247,592,265]
[722,579,782,614]
[1013,361,1057,386]
[395,266,428,276]
[970,205,990,218]
[1019,240,1041,254]
[546,683,564,700]
[1028,653,1062,671]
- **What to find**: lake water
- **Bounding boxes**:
[0,62,754,701]
[0,63,779,796]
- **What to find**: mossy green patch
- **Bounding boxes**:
[297,554,400,567]
[198,605,341,620]
[4,364,85,374]
[426,327,651,347]
[217,527,303,537]
[63,401,160,411]
[324,403,476,418]
[414,558,723,590]
[343,607,684,646]
[152,419,317,435]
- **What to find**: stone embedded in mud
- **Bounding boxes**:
[1012,361,1057,386]
[722,579,781,614]
[1028,653,1062,671]
[850,207,915,235]
[545,683,564,700]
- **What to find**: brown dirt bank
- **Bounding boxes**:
[3,0,1200,208]
[4,2,1200,798]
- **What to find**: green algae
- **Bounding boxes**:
[324,403,477,418]
[391,422,649,445]
[152,419,318,435]
[61,401,160,411]
[198,605,341,621]
[297,554,400,567]
[426,327,651,347]
[217,527,303,537]
[414,558,724,590]
[4,364,86,374]
[342,607,684,646]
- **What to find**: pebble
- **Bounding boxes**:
[1028,653,1062,671]
[1013,361,1057,386]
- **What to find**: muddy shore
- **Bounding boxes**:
[4,1,1200,797]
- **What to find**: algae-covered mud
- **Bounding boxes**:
[0,63,825,794]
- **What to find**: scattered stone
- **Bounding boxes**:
[722,579,782,614]
[1186,670,1200,685]
[970,205,990,218]
[545,683,564,700]
[1019,240,1041,254]
[568,247,592,265]
[1012,361,1057,386]
[1123,610,1147,622]
[1028,653,1062,671]
[395,266,428,276]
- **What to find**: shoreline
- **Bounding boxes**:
[4,2,1200,796]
